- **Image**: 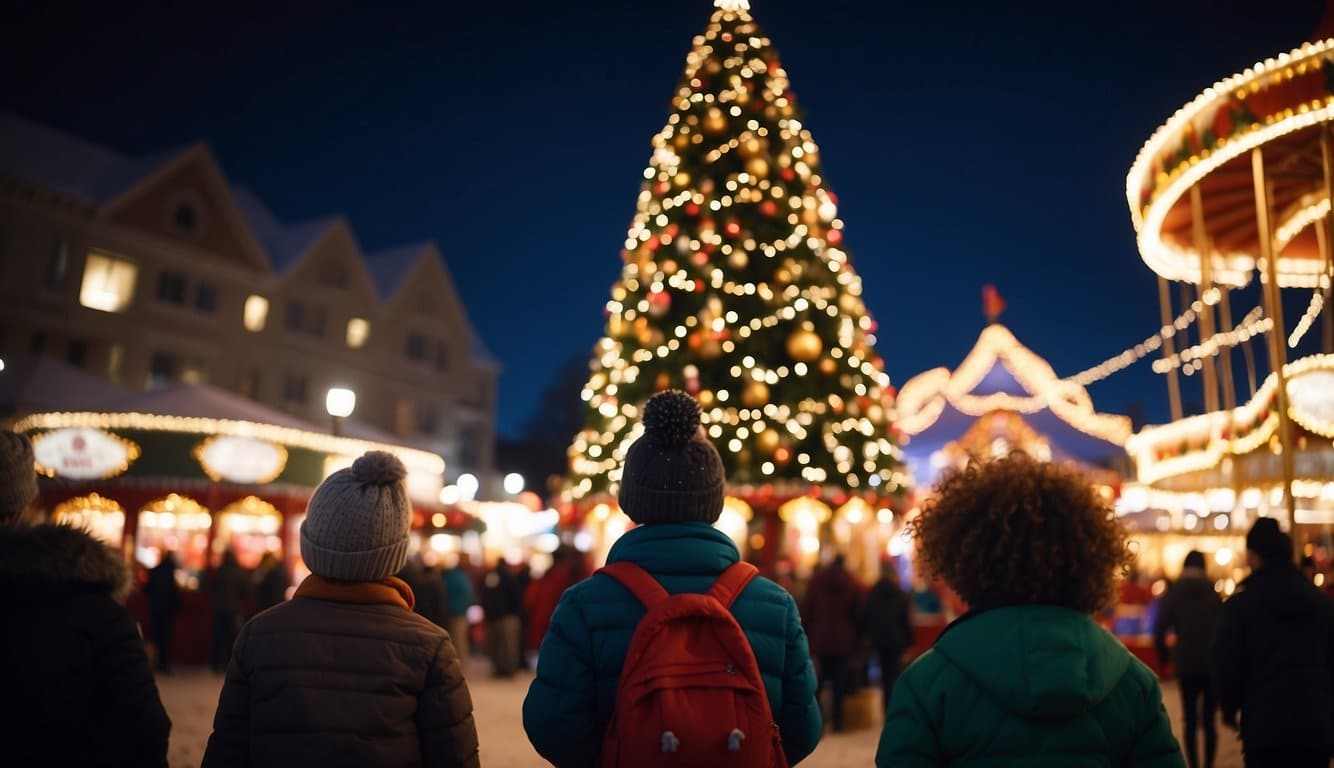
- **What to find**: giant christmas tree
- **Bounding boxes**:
[567,0,907,508]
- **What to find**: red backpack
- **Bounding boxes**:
[597,561,788,768]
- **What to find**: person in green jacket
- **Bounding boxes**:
[876,453,1185,768]
[523,390,823,766]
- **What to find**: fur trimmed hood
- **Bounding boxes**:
[0,523,133,601]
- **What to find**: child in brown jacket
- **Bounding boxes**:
[203,451,479,767]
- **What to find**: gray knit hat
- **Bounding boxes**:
[0,431,39,524]
[300,451,411,581]
[618,390,725,524]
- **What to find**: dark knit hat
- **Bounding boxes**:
[300,451,411,581]
[1183,550,1206,570]
[1246,517,1291,563]
[0,431,39,523]
[618,390,725,524]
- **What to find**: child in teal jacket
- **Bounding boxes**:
[876,454,1185,767]
[522,391,822,766]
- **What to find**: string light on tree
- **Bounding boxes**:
[566,0,905,502]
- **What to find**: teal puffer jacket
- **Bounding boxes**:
[522,523,822,767]
[876,605,1184,768]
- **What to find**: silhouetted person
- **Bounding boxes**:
[211,550,250,672]
[398,554,450,629]
[0,430,170,766]
[482,559,523,677]
[861,559,913,711]
[803,553,862,732]
[1155,550,1222,768]
[146,551,182,672]
[252,551,287,615]
[441,552,476,660]
[1214,518,1334,768]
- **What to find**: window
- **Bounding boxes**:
[405,332,427,361]
[346,318,370,348]
[285,300,304,332]
[173,203,199,233]
[46,239,69,291]
[394,399,414,436]
[79,251,138,312]
[67,340,87,368]
[282,373,309,403]
[417,405,439,436]
[434,341,449,372]
[156,271,187,304]
[107,344,124,382]
[458,425,484,469]
[243,295,269,332]
[194,282,217,313]
[149,352,180,388]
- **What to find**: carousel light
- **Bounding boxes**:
[457,473,479,502]
[1215,548,1233,566]
[503,472,525,496]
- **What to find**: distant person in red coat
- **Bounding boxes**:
[524,545,587,655]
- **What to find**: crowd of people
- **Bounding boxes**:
[1,387,1333,767]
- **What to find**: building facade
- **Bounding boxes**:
[0,112,498,487]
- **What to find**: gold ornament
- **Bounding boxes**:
[705,107,727,134]
[819,357,837,375]
[786,328,823,362]
[728,250,749,269]
[740,136,764,157]
[698,389,715,408]
[745,156,769,178]
[756,428,780,454]
[742,380,770,408]
[673,132,690,150]
[673,172,691,188]
[655,372,671,391]
[699,339,722,360]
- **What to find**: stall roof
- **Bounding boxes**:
[95,382,322,432]
[0,355,131,417]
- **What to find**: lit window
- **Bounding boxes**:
[243,295,268,332]
[79,251,137,313]
[346,318,370,348]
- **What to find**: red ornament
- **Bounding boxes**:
[655,182,669,195]
[774,447,792,465]
[691,251,709,266]
[827,229,843,245]
[767,59,780,75]
[685,203,700,216]
[725,220,742,236]
[759,200,778,217]
[780,167,795,181]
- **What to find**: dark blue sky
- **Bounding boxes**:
[2,0,1325,436]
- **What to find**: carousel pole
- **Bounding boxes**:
[1189,186,1221,413]
[1216,287,1239,412]
[1322,124,1334,354]
[1251,148,1299,546]
[1157,276,1185,421]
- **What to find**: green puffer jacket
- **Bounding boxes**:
[522,523,822,767]
[876,604,1185,768]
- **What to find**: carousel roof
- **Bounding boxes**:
[895,324,1131,480]
[1127,12,1334,287]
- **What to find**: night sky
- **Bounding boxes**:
[2,0,1325,437]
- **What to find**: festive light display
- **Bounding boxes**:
[565,0,905,502]
[1150,306,1270,375]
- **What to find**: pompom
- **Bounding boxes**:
[352,451,407,486]
[642,390,702,447]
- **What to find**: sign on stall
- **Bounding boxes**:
[32,428,141,480]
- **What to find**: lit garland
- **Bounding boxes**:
[1151,305,1270,375]
[1289,278,1329,349]
[1127,353,1334,484]
[895,324,1132,445]
[565,1,905,502]
[1127,38,1334,288]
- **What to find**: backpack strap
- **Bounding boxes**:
[599,562,669,608]
[708,561,759,609]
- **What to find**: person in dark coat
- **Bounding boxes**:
[1154,550,1223,768]
[441,552,477,661]
[251,551,287,615]
[146,550,183,672]
[481,558,524,677]
[802,553,862,732]
[860,558,913,711]
[202,451,479,768]
[0,430,171,768]
[211,549,251,672]
[1213,518,1334,768]
[398,553,451,628]
[523,391,822,766]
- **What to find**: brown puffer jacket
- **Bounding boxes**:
[202,579,479,768]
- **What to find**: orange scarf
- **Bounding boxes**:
[295,574,416,611]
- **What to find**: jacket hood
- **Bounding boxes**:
[1241,561,1322,622]
[933,604,1130,720]
[0,523,132,601]
[605,522,738,574]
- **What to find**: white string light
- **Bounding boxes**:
[1288,278,1329,348]
[1152,306,1270,374]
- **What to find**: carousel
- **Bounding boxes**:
[11,381,480,662]
[1122,10,1334,586]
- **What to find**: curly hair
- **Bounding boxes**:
[911,453,1131,613]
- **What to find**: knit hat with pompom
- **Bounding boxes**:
[0,430,39,523]
[300,451,411,581]
[618,390,725,524]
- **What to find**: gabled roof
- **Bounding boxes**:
[364,242,432,301]
[0,111,188,206]
[231,185,338,273]
[895,324,1131,467]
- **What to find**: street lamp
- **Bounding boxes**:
[325,387,356,436]
[503,472,525,496]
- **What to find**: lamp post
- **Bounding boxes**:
[325,387,356,437]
